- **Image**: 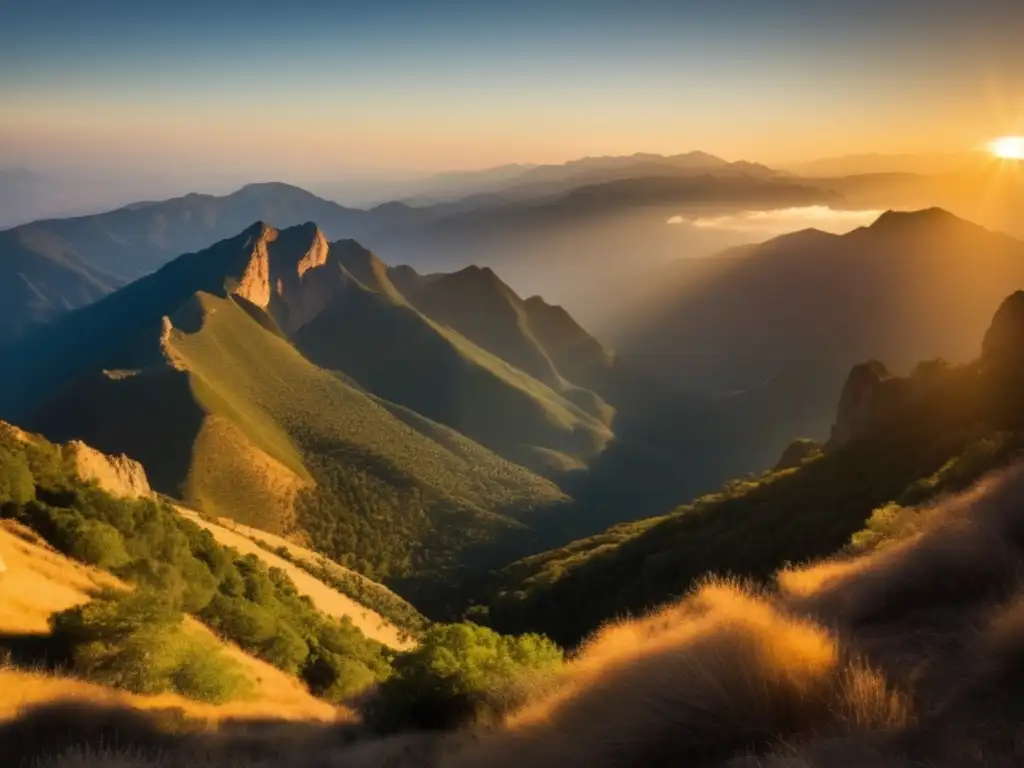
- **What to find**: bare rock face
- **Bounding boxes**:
[828,360,893,448]
[231,222,345,334]
[65,440,151,499]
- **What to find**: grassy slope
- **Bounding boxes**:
[292,281,612,472]
[27,280,565,538]
[168,292,563,523]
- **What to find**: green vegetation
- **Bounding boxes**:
[292,279,612,475]
[369,622,563,731]
[0,425,391,703]
[8,225,578,584]
[849,428,1016,553]
[2,425,573,725]
[50,589,251,703]
[27,287,566,581]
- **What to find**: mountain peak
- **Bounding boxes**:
[232,181,322,200]
[231,221,333,332]
[869,207,963,232]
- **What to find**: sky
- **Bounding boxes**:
[2,0,1024,186]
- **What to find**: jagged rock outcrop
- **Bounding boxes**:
[982,290,1024,370]
[828,360,894,447]
[773,438,823,471]
[64,440,151,499]
[230,222,346,335]
[2,419,151,499]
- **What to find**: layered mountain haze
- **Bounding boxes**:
[619,208,1024,419]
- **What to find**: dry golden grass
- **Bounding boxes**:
[0,666,338,726]
[0,521,120,634]
[448,581,910,768]
[19,462,1024,766]
[779,464,1024,627]
[186,415,310,534]
[175,507,414,650]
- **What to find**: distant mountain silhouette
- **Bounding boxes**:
[0,183,377,282]
[623,208,1024,390]
[603,208,1024,489]
[402,152,780,205]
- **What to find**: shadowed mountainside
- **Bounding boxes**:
[475,289,1024,647]
[0,228,123,347]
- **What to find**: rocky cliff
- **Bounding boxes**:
[64,440,151,499]
[230,222,348,335]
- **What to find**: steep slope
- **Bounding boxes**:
[2,224,567,581]
[394,264,614,420]
[291,263,612,472]
[0,419,419,646]
[173,508,418,650]
[0,227,122,346]
[477,291,1024,647]
[400,265,565,387]
[521,295,615,395]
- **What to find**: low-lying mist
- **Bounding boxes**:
[668,205,885,236]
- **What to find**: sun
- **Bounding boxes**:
[989,136,1024,159]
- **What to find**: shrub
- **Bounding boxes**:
[0,445,34,506]
[69,520,131,570]
[51,590,250,703]
[371,622,563,731]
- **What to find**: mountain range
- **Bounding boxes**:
[0,153,857,344]
[6,178,1024,557]
[0,222,621,581]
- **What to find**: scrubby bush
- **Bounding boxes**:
[0,445,34,506]
[252,539,429,638]
[68,520,132,570]
[50,590,250,703]
[370,622,563,731]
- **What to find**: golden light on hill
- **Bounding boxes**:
[989,136,1024,159]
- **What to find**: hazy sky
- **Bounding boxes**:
[2,0,1023,181]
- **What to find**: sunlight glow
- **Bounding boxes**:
[989,136,1024,159]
